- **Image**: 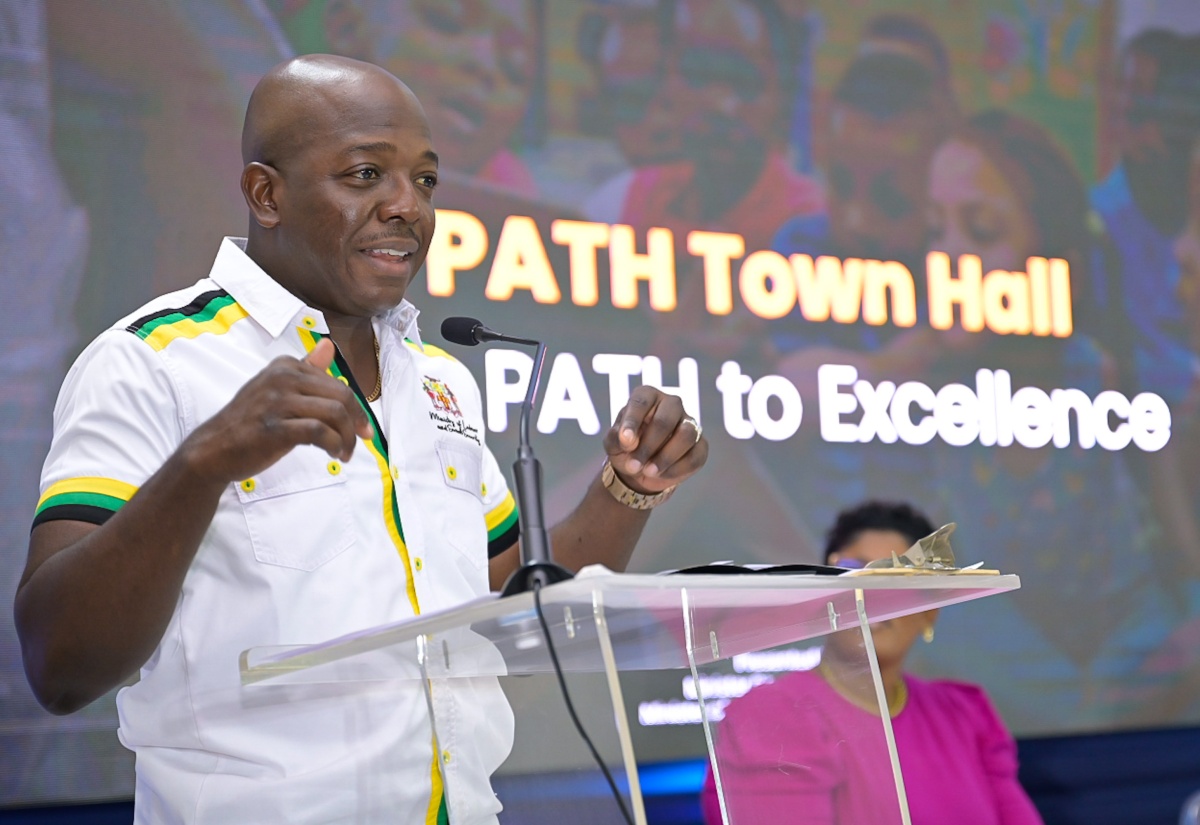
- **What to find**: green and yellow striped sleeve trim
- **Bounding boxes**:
[486,491,519,559]
[33,477,138,529]
[126,289,249,352]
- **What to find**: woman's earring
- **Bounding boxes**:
[923,626,935,644]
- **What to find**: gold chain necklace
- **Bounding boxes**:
[364,336,382,402]
[817,660,908,717]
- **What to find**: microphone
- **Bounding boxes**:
[440,317,572,596]
[440,316,538,348]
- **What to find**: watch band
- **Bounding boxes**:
[600,460,677,510]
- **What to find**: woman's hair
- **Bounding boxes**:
[832,51,939,121]
[823,501,935,563]
[947,108,1117,348]
[952,109,1091,275]
[861,13,952,80]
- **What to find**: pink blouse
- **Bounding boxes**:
[701,670,1044,825]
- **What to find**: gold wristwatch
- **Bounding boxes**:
[600,460,677,510]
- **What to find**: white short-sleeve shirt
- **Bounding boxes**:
[36,238,520,824]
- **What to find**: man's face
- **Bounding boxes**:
[1117,43,1200,234]
[377,0,533,175]
[666,0,783,170]
[270,74,438,321]
[593,11,680,166]
[827,104,943,263]
[1118,50,1172,166]
[1175,142,1200,350]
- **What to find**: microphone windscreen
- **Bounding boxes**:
[441,316,482,346]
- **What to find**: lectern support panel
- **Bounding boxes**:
[239,571,1017,823]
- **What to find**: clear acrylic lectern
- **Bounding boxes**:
[241,567,1018,825]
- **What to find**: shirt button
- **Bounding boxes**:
[481,483,488,496]
[446,466,458,481]
[239,478,256,493]
[414,557,424,572]
[327,460,342,475]
[442,749,452,764]
[391,466,400,481]
[301,315,317,329]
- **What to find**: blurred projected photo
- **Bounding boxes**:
[7,0,1200,809]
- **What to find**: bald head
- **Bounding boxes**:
[238,53,439,322]
[241,54,424,169]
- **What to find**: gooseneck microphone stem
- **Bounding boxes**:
[511,340,553,580]
[440,317,572,596]
[519,341,545,451]
[441,319,631,824]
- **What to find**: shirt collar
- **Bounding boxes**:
[381,299,424,350]
[207,237,423,346]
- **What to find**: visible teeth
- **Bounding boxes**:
[369,249,410,258]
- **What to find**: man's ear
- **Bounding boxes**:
[242,162,281,228]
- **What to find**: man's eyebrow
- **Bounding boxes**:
[341,143,440,166]
[342,141,397,156]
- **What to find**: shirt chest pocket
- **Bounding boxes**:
[435,440,484,504]
[434,440,488,576]
[236,446,356,571]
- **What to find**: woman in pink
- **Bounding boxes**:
[701,501,1044,825]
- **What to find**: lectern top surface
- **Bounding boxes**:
[240,569,1020,685]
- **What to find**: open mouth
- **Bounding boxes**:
[364,248,414,261]
[361,247,416,273]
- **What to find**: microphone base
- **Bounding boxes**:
[500,561,575,597]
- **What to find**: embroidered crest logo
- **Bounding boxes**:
[423,376,463,417]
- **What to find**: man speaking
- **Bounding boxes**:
[15,55,707,824]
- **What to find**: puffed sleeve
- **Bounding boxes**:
[966,685,1046,825]
[702,676,842,825]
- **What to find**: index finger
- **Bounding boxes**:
[607,386,660,454]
